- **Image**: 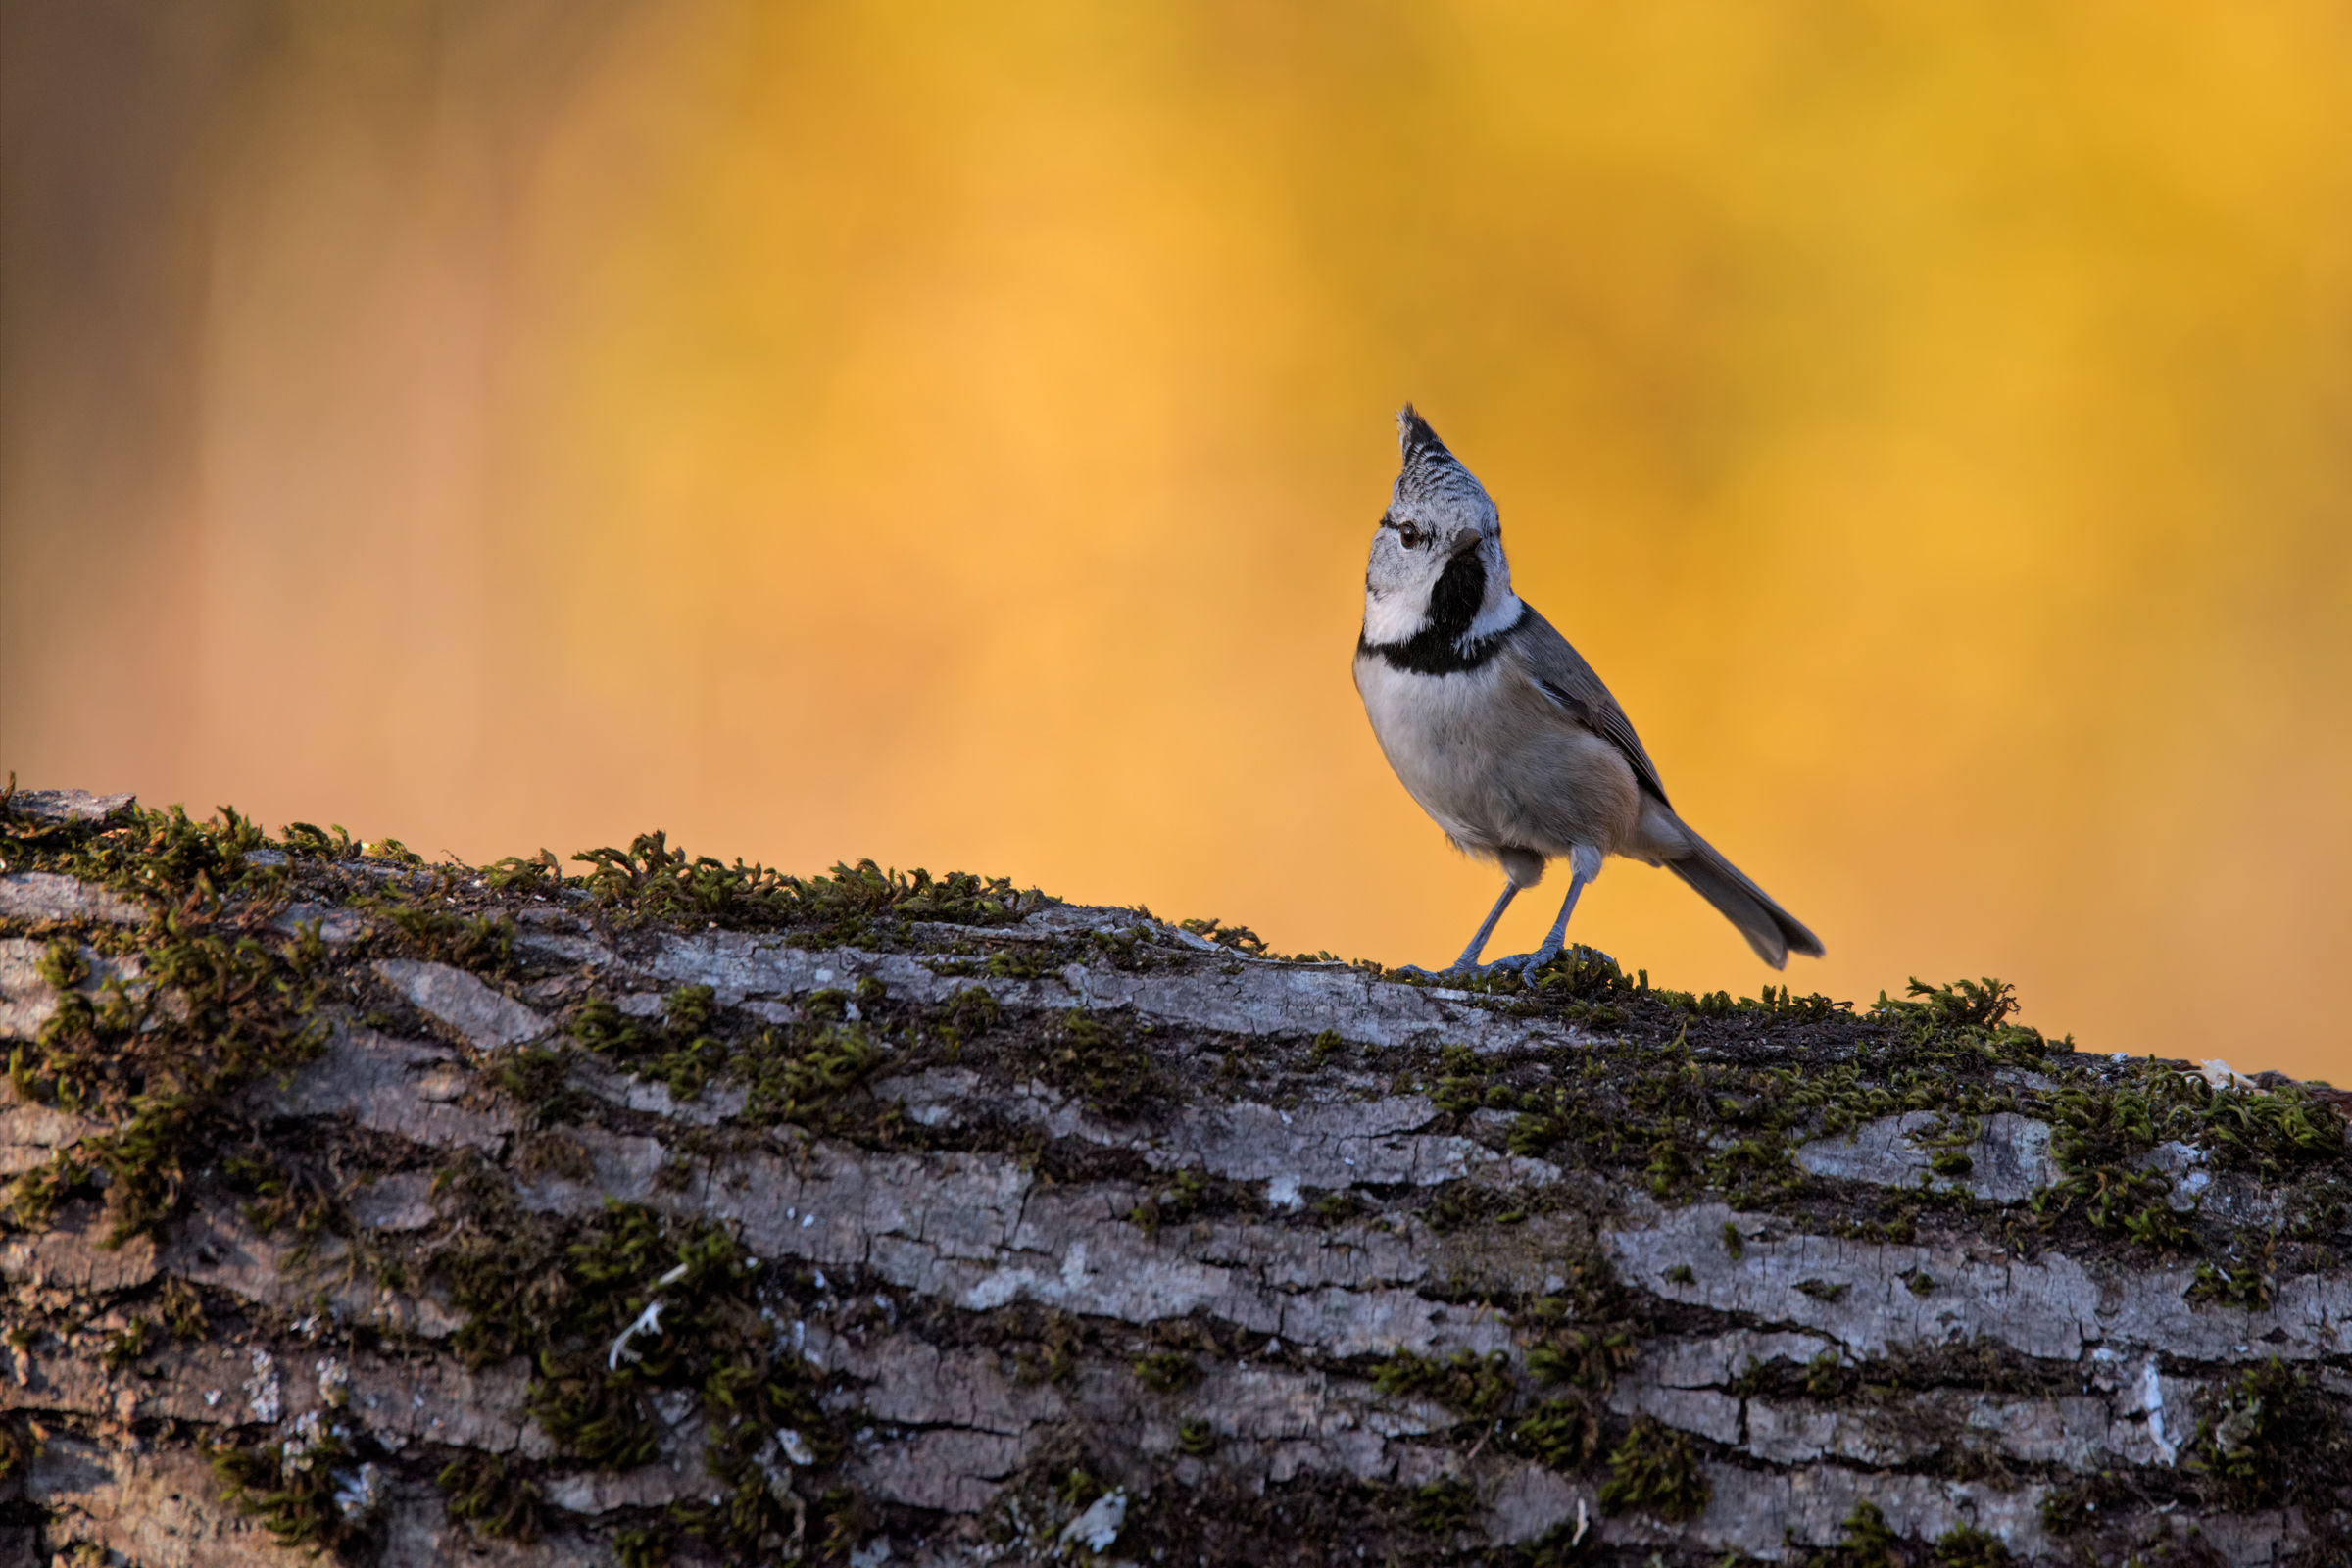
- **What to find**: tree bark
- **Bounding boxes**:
[3,790,2347,1566]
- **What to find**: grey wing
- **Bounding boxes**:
[1512,607,1671,808]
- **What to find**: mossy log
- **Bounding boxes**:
[3,788,2348,1566]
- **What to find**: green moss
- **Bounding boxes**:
[1372,1349,1515,1424]
[1929,1522,2012,1567]
[1430,1042,1491,1116]
[1178,915,1269,955]
[490,1044,595,1129]
[1032,1009,1164,1119]
[1008,1308,1084,1387]
[1509,1396,1602,1470]
[1824,1499,1905,1568]
[2186,1235,2276,1310]
[1405,1476,1479,1536]
[1525,1324,1636,1393]
[482,848,564,893]
[99,1316,149,1372]
[11,799,280,909]
[2036,1472,2132,1539]
[1132,1351,1200,1394]
[1,799,333,1244]
[2183,1358,2351,1511]
[0,1413,41,1480]
[1175,1418,1215,1457]
[373,890,515,974]
[428,1195,858,1558]
[571,832,1044,939]
[614,1524,672,1568]
[567,982,888,1127]
[1128,1166,1208,1237]
[1425,1181,1529,1233]
[437,1452,544,1543]
[1311,1188,1367,1224]
[158,1275,207,1340]
[1598,1416,1710,1522]
[208,1425,372,1554]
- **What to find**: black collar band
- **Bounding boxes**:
[1358,601,1525,675]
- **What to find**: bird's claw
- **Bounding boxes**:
[1485,944,1617,984]
[1395,944,1616,985]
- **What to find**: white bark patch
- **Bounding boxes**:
[372,958,549,1049]
[0,872,146,927]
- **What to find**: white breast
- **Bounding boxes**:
[1352,653,1515,852]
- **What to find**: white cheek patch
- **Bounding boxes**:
[1465,590,1523,642]
[1361,589,1425,645]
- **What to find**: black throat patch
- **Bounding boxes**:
[1358,547,1523,675]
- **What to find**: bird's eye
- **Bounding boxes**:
[1396,524,1425,550]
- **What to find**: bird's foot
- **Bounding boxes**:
[1391,961,1486,984]
[1482,951,1549,983]
[1484,944,1616,983]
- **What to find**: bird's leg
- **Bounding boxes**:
[1448,881,1520,972]
[1491,868,1599,979]
[1393,881,1519,980]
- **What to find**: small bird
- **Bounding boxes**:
[1354,406,1825,977]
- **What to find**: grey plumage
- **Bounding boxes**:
[1354,406,1824,974]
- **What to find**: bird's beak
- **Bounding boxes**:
[1450,534,1486,559]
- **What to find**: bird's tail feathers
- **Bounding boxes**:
[1663,830,1824,970]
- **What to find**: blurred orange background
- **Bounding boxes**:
[3,2,2347,1080]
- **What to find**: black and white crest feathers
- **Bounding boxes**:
[1393,404,1498,530]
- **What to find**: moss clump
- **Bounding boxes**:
[437,1452,544,1543]
[1032,1009,1164,1120]
[2034,1080,2194,1250]
[1819,1499,1905,1567]
[208,1420,376,1553]
[1131,1351,1200,1394]
[1509,1396,1602,1470]
[434,1196,857,1558]
[2185,1235,2276,1310]
[1405,1476,1479,1536]
[1372,1349,1515,1424]
[1525,1325,1636,1393]
[1929,1522,2012,1567]
[1597,1415,1709,1522]
[2,801,333,1244]
[6,794,283,907]
[1504,1021,1822,1207]
[371,887,516,975]
[98,1316,148,1372]
[567,982,889,1126]
[0,1413,42,1480]
[2038,1059,2349,1254]
[2184,1358,2351,1511]
[613,1524,672,1567]
[1127,1166,1209,1237]
[1489,965,2345,1264]
[572,832,1044,939]
[2036,1471,2133,1540]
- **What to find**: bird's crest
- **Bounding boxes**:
[1393,404,1497,530]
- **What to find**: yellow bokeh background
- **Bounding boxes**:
[4,2,2347,1079]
